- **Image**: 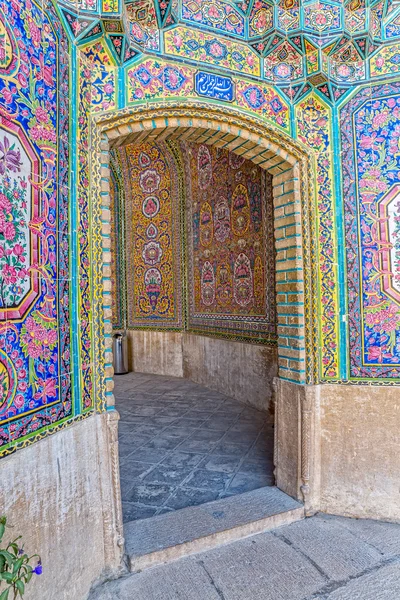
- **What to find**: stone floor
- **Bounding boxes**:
[115,372,274,523]
[90,513,400,600]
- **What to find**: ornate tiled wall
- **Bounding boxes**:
[116,141,184,329]
[341,81,400,379]
[3,0,400,458]
[0,1,75,458]
[184,143,276,342]
[111,141,277,343]
[70,0,400,386]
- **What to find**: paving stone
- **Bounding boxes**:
[128,406,161,416]
[318,513,400,559]
[176,438,219,453]
[165,488,220,510]
[230,422,264,433]
[160,407,189,417]
[222,430,259,444]
[143,466,193,486]
[189,400,223,409]
[161,451,205,468]
[156,427,191,441]
[142,437,183,451]
[211,441,252,457]
[247,445,273,460]
[216,403,243,413]
[184,468,231,491]
[148,416,178,426]
[89,560,222,600]
[127,447,170,463]
[119,478,135,501]
[166,402,194,409]
[190,429,226,442]
[275,517,383,580]
[124,487,302,561]
[156,507,175,516]
[199,455,241,473]
[228,471,274,493]
[200,530,326,600]
[199,419,233,431]
[124,424,161,437]
[184,409,216,418]
[90,494,400,600]
[173,417,207,427]
[118,433,152,448]
[322,561,400,600]
[116,372,273,523]
[125,483,174,506]
[119,459,154,479]
[122,503,157,523]
[239,459,275,476]
[118,443,137,460]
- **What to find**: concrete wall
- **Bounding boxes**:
[275,381,400,523]
[126,330,278,412]
[0,413,123,600]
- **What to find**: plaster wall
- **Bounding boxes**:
[0,414,121,600]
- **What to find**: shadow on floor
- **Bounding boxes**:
[115,372,275,523]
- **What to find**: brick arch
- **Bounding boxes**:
[91,101,317,408]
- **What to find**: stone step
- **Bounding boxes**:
[124,486,304,573]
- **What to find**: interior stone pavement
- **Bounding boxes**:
[115,372,274,523]
[89,513,400,600]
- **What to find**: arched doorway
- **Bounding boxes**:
[90,102,320,560]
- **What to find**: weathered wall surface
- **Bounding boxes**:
[182,334,277,412]
[127,330,184,378]
[319,385,400,523]
[274,380,321,514]
[0,414,122,600]
[275,381,400,523]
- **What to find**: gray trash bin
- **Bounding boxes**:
[113,332,128,375]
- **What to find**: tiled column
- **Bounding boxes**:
[100,135,115,408]
[272,165,306,384]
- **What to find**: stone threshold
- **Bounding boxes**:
[124,486,304,573]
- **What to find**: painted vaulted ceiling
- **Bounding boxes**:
[58,0,400,101]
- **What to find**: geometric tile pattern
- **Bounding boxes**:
[340,82,400,379]
[0,1,73,457]
[62,0,400,102]
[4,0,400,461]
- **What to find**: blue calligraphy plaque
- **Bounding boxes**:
[195,71,235,102]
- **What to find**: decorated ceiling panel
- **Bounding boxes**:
[60,0,400,101]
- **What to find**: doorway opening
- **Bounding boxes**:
[109,133,291,523]
[93,103,314,557]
